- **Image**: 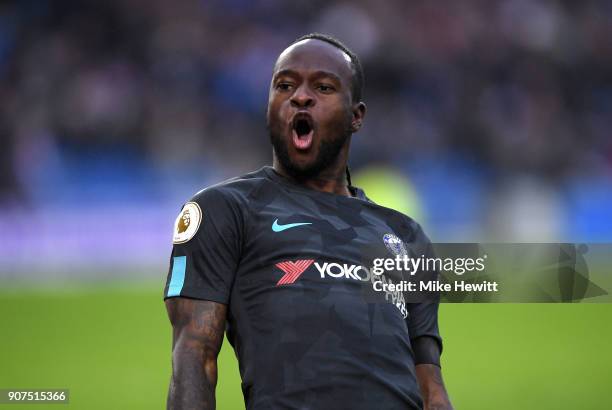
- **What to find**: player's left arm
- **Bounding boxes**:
[408,301,454,410]
[413,336,453,410]
[407,224,453,409]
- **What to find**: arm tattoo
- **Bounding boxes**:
[166,298,227,410]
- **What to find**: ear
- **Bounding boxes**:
[351,102,366,133]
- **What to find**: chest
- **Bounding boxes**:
[255,194,397,254]
[237,189,417,284]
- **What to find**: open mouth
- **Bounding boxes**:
[291,114,314,151]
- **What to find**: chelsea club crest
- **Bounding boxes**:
[383,233,408,257]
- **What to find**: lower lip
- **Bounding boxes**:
[292,129,314,150]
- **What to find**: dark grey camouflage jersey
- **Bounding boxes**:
[164,166,441,410]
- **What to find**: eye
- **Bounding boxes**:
[317,84,335,93]
[275,82,293,91]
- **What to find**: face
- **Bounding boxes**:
[266,39,364,179]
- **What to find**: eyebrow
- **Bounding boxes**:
[273,69,342,84]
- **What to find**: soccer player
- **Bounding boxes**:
[164,33,453,410]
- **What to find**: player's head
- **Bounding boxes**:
[266,33,366,180]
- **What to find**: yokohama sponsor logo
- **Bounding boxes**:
[275,259,314,286]
[274,259,406,318]
[274,260,372,286]
[314,262,371,281]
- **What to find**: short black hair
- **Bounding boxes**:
[290,33,364,103]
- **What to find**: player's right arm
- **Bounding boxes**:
[163,188,245,409]
[166,297,226,410]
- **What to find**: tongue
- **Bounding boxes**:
[292,129,313,150]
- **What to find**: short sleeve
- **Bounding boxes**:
[163,188,243,304]
[405,223,443,353]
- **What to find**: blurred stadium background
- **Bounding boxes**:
[1,0,611,409]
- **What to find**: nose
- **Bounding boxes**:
[290,84,315,108]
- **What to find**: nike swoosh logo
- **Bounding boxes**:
[272,219,312,232]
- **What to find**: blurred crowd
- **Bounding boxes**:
[1,0,611,242]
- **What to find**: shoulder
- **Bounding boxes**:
[356,190,429,245]
[376,208,432,258]
[393,212,431,251]
[172,169,270,244]
[188,167,270,208]
[175,168,269,231]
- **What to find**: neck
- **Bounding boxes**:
[273,145,352,197]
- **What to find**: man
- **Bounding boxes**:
[164,33,453,410]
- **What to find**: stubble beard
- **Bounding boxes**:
[268,116,353,181]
